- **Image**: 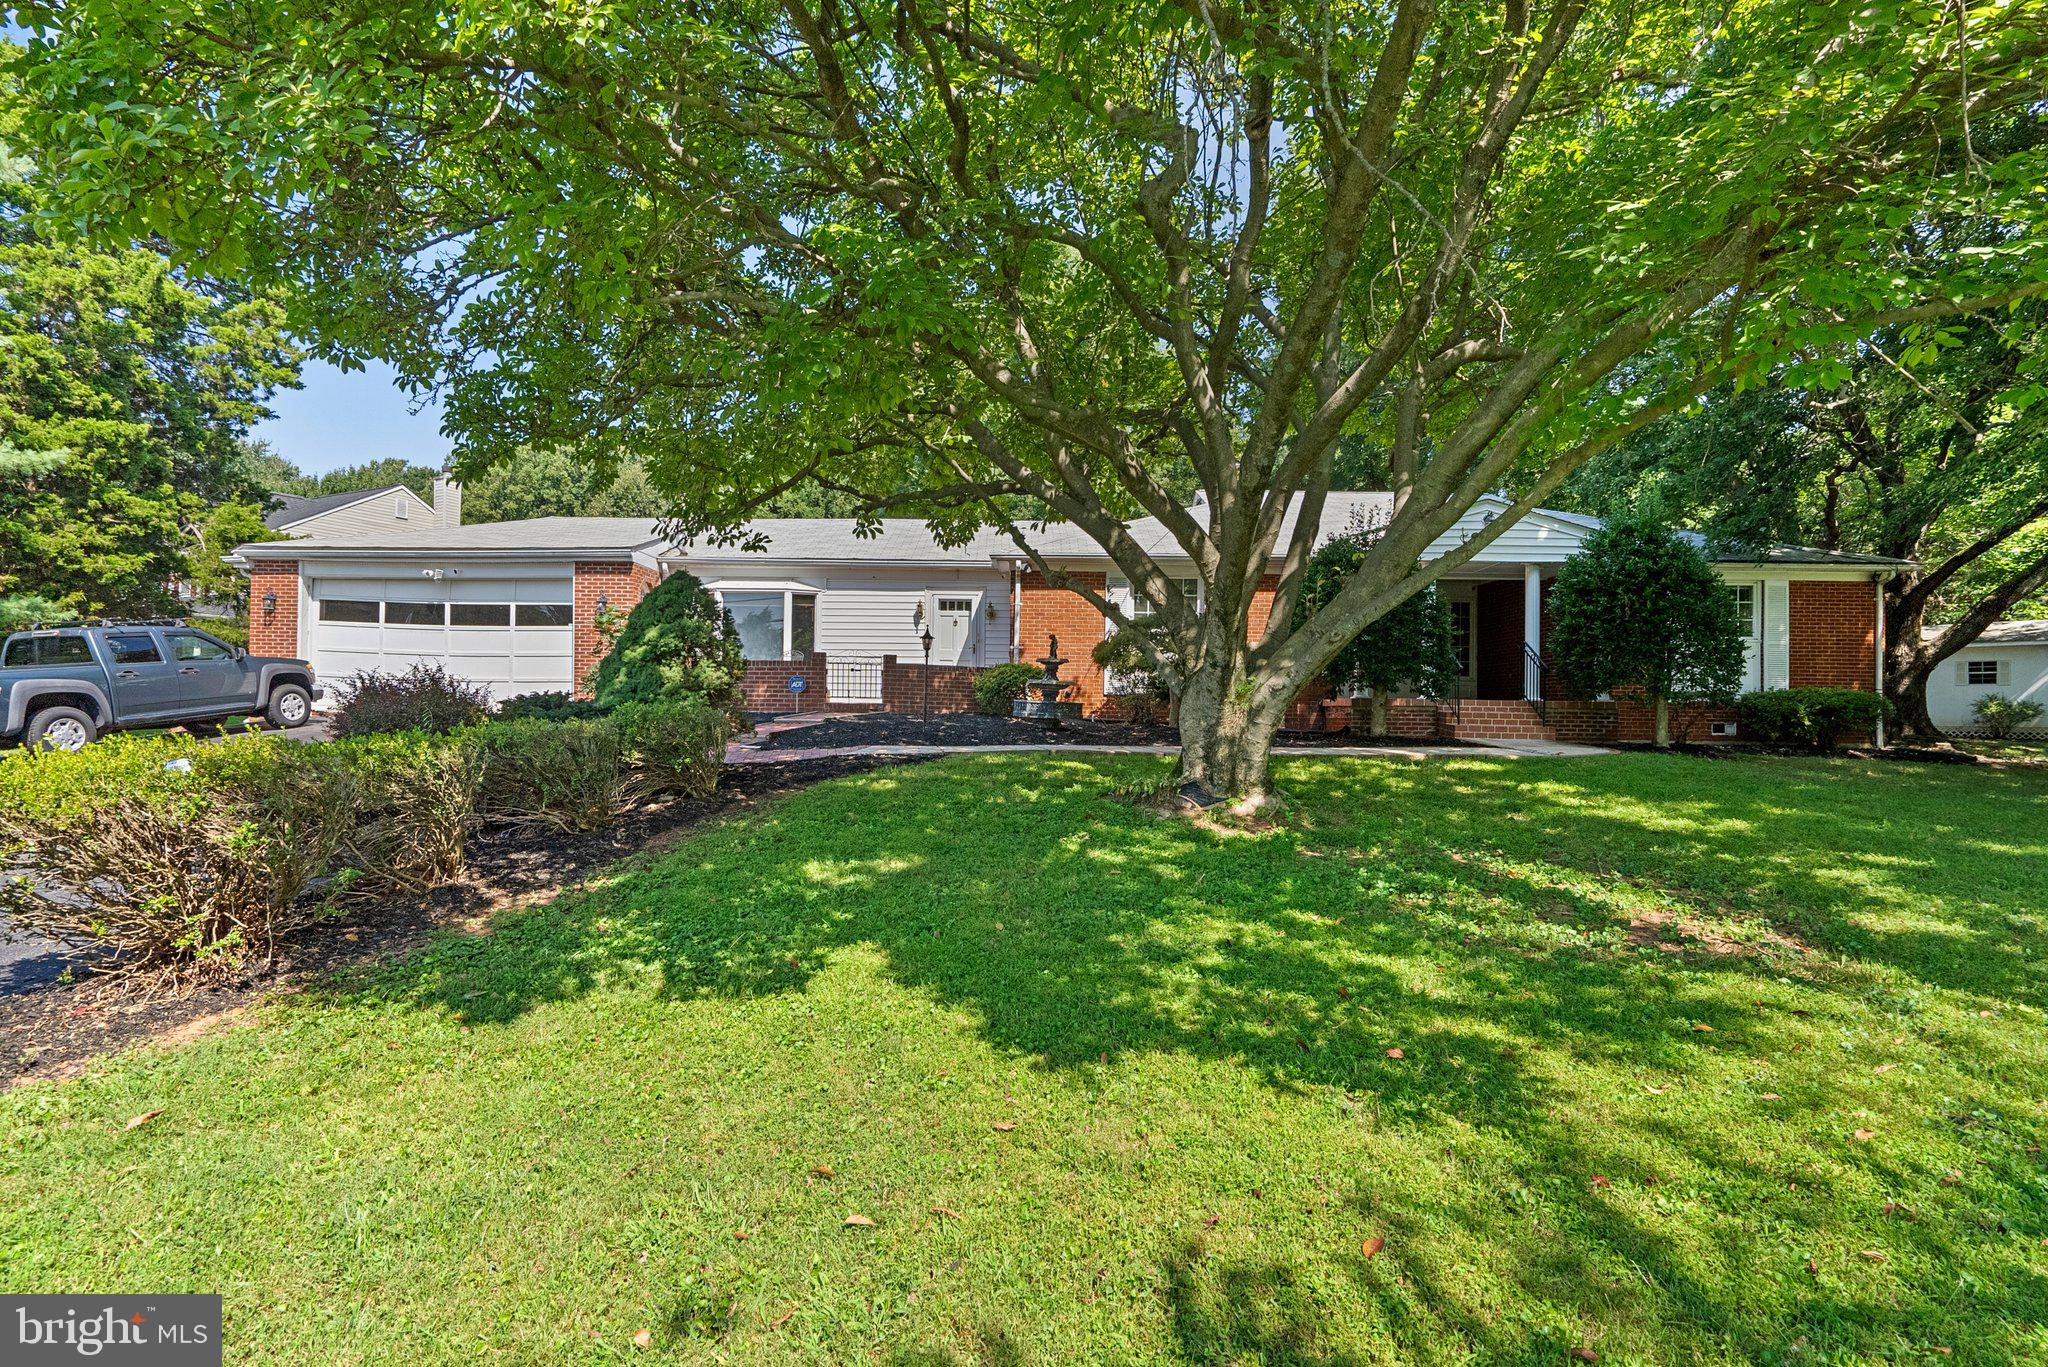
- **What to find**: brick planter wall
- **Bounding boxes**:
[881,658,981,713]
[741,653,829,712]
[246,559,301,659]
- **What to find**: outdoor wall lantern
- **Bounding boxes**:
[261,590,277,616]
[596,593,609,613]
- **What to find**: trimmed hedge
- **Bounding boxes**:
[589,569,746,716]
[497,691,610,723]
[1736,687,1890,750]
[971,663,1039,717]
[0,699,729,985]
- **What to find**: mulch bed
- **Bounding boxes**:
[748,709,1462,750]
[1,755,925,1089]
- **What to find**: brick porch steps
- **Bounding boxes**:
[1439,699,1556,742]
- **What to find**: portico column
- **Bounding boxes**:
[1523,564,1543,701]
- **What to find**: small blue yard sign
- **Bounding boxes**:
[787,674,808,695]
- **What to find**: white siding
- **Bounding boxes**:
[1421,506,1592,565]
[283,489,435,539]
[1925,642,2048,732]
[690,563,1014,666]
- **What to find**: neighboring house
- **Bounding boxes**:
[1922,620,2048,734]
[231,491,1906,741]
[263,478,456,539]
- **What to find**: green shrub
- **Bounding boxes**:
[0,736,357,985]
[332,663,493,737]
[1737,687,1890,750]
[1093,625,1174,721]
[1971,693,2045,738]
[478,717,626,831]
[334,730,485,893]
[612,698,727,798]
[497,691,610,723]
[589,570,746,716]
[972,663,1039,716]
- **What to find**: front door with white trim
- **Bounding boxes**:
[931,594,977,664]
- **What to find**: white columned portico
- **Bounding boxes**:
[1523,564,1544,701]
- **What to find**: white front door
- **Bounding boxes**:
[931,594,977,664]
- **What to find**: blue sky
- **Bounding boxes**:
[252,360,453,476]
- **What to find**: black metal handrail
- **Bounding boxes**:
[1522,643,1548,721]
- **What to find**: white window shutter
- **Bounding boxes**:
[1103,574,1134,633]
[2001,660,2013,687]
[1957,659,1971,685]
[1762,580,1791,690]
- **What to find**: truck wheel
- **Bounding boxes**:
[266,684,312,729]
[26,706,97,752]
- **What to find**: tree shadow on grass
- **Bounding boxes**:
[323,752,2047,1358]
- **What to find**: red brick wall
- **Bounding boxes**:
[573,561,658,698]
[1017,570,1110,713]
[882,658,981,713]
[1789,580,1877,689]
[247,559,300,658]
[740,653,828,712]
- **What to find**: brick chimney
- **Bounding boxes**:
[432,475,463,527]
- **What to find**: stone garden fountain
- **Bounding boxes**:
[1012,633,1084,724]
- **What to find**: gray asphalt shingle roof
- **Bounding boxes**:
[236,493,1911,570]
[1924,620,2048,646]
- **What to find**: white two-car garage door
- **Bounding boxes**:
[305,571,575,701]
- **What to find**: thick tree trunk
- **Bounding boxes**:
[1173,660,1291,809]
[1369,688,1389,738]
[1887,645,1944,742]
[1653,696,1671,748]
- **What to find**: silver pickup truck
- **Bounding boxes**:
[0,620,321,750]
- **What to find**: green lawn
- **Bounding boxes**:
[4,753,2045,1364]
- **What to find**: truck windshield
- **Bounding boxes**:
[1,634,94,668]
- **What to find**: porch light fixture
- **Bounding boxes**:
[261,590,277,615]
[596,593,609,613]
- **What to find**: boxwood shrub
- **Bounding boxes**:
[1736,687,1890,750]
[971,663,1040,716]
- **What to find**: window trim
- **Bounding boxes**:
[1966,658,2001,686]
[383,600,447,627]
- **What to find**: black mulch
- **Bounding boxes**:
[1,754,926,1088]
[748,709,1463,750]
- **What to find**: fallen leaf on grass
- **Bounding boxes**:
[632,1329,652,1350]
[991,1121,1016,1132]
[843,1214,876,1228]
[1873,1064,1895,1074]
[1644,1085,1668,1095]
[1940,1171,1961,1187]
[1761,1092,1781,1100]
[1589,1175,1610,1190]
[810,1164,835,1178]
[1202,1215,1221,1229]
[732,1230,750,1241]
[930,1206,962,1221]
[1571,1349,1599,1363]
[1859,1249,1888,1263]
[769,1307,797,1330]
[1385,1048,1405,1060]
[1361,1236,1385,1258]
[1852,1129,1876,1142]
[123,1109,165,1131]
[1691,1023,1714,1033]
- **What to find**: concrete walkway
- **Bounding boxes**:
[726,736,1614,763]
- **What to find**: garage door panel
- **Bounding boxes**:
[307,574,574,703]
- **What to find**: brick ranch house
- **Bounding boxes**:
[231,492,1906,744]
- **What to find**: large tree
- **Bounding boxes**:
[0,70,298,619]
[1570,303,2048,739]
[19,2,2046,801]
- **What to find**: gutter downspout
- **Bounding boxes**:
[1874,573,1888,748]
[1011,563,1023,664]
